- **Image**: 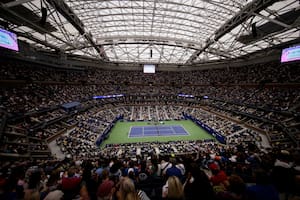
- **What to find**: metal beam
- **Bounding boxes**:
[96,35,202,47]
[0,3,74,48]
[3,0,35,8]
[207,48,233,59]
[186,0,281,64]
[65,35,202,52]
[254,12,292,29]
[45,0,108,60]
[65,42,198,52]
[16,31,61,51]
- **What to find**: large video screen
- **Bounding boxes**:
[0,27,19,51]
[281,45,300,63]
[143,64,155,73]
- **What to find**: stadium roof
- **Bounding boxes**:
[0,0,299,65]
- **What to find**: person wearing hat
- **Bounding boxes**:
[209,162,228,192]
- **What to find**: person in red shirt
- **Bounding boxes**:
[61,167,82,199]
[209,163,228,187]
[97,169,114,200]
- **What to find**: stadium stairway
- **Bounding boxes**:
[258,133,271,149]
[48,140,65,160]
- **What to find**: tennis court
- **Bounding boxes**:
[129,125,189,138]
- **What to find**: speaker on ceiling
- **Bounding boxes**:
[252,23,257,38]
[40,7,47,26]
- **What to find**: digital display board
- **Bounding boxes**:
[0,27,19,51]
[281,45,300,63]
[93,94,124,99]
[178,94,194,98]
[143,64,155,73]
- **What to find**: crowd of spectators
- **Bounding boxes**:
[0,59,300,199]
[206,98,299,149]
[3,60,299,84]
[0,58,298,154]
[1,60,299,113]
[190,108,264,146]
[1,139,300,200]
[56,107,115,159]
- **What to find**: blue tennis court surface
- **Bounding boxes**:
[129,125,189,138]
